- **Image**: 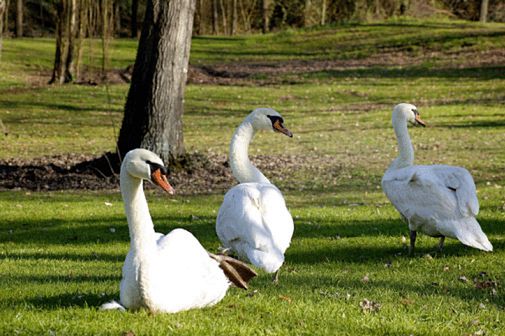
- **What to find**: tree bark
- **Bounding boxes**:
[15,0,22,37]
[212,0,218,34]
[117,0,196,163]
[49,0,69,84]
[320,0,326,25]
[131,0,138,37]
[0,0,5,59]
[219,0,227,35]
[230,0,237,35]
[479,0,489,23]
[64,0,77,82]
[261,0,268,33]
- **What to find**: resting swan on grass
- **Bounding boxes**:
[382,103,492,255]
[216,108,294,282]
[101,149,256,313]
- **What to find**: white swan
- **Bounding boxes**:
[102,149,256,313]
[382,103,493,254]
[216,108,294,281]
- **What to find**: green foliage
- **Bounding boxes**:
[0,19,504,335]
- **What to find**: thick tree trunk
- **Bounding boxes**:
[15,0,21,37]
[117,0,196,163]
[131,0,138,37]
[479,0,489,23]
[261,0,268,33]
[0,0,5,59]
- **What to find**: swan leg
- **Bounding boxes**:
[437,236,445,252]
[272,269,280,284]
[409,230,417,256]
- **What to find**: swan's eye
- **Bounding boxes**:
[267,115,284,126]
[146,160,169,175]
[412,109,419,115]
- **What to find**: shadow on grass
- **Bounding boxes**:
[287,273,505,310]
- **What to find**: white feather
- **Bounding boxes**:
[112,149,230,313]
[216,109,294,273]
[382,104,492,252]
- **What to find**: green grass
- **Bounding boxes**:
[0,19,505,335]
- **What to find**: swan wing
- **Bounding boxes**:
[382,166,459,224]
[152,229,229,311]
[216,183,294,272]
[431,165,479,217]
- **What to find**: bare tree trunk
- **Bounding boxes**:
[219,0,227,35]
[230,0,237,35]
[101,0,111,80]
[64,0,77,82]
[261,0,268,33]
[49,0,69,84]
[15,0,21,37]
[117,0,196,163]
[194,0,201,35]
[321,0,326,25]
[0,0,5,59]
[3,0,9,34]
[479,0,489,23]
[131,0,138,37]
[74,0,88,81]
[212,0,218,34]
[303,0,310,27]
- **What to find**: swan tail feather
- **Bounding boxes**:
[100,300,126,312]
[209,253,258,290]
[452,217,493,252]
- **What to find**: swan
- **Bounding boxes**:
[382,103,493,255]
[216,108,294,282]
[102,148,256,313]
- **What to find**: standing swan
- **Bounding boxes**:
[382,103,492,255]
[102,149,256,313]
[216,108,294,282]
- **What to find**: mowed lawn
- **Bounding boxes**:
[0,19,504,335]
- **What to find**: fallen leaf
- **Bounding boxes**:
[458,275,468,283]
[279,295,292,303]
[362,274,370,283]
[359,299,381,313]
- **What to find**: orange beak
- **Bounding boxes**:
[273,119,293,137]
[151,169,175,195]
[415,114,426,127]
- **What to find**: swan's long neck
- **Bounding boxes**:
[120,170,157,310]
[229,120,270,184]
[390,118,414,169]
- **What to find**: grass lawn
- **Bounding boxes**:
[0,19,504,335]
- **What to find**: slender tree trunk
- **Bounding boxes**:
[303,0,310,27]
[230,0,237,35]
[3,0,8,34]
[194,0,201,35]
[101,0,111,80]
[117,0,196,162]
[320,0,326,25]
[15,0,21,37]
[74,0,88,81]
[212,0,218,34]
[64,0,77,82]
[261,0,268,33]
[0,0,5,59]
[219,0,227,35]
[49,0,69,84]
[131,0,138,37]
[479,0,489,23]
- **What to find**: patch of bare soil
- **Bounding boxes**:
[0,152,344,194]
[186,49,505,85]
